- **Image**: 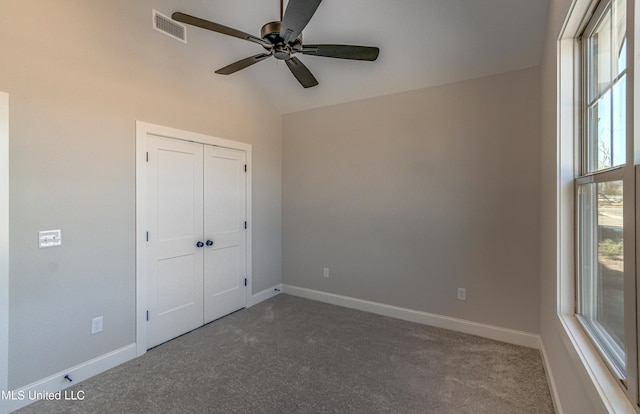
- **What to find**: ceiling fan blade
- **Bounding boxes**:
[285,57,318,88]
[280,0,323,44]
[172,12,271,48]
[215,53,272,75]
[300,45,380,61]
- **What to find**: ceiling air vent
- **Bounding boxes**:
[153,10,187,43]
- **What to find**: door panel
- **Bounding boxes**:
[157,255,196,316]
[208,247,240,294]
[206,156,241,232]
[157,149,198,241]
[147,136,204,348]
[203,146,247,323]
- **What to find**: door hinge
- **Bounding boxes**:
[244,164,247,172]
[146,152,149,162]
[146,310,149,321]
[244,278,247,286]
[244,221,247,229]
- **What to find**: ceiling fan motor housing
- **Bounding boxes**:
[261,21,282,43]
[261,21,301,60]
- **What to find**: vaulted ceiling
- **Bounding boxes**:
[167,0,549,114]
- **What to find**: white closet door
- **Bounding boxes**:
[146,136,204,348]
[203,145,247,323]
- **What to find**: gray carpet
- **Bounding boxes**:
[16,294,554,413]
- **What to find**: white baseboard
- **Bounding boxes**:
[1,343,136,414]
[282,284,540,349]
[538,337,564,414]
[247,284,282,308]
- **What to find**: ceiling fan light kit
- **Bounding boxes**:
[171,0,379,88]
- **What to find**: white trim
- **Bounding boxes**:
[539,337,565,414]
[281,285,540,349]
[135,122,148,357]
[247,284,282,308]
[556,33,578,317]
[245,150,253,310]
[0,344,136,414]
[0,92,8,400]
[558,315,636,412]
[135,121,252,357]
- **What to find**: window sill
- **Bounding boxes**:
[558,313,636,412]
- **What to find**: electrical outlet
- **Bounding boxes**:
[323,268,329,278]
[457,288,466,301]
[91,316,103,334]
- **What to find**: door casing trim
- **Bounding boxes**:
[135,121,252,356]
[1,92,9,394]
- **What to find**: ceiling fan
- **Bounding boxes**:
[172,0,380,88]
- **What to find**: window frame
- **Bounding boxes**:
[555,0,638,409]
[573,0,638,405]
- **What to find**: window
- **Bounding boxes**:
[559,0,639,409]
[576,0,630,382]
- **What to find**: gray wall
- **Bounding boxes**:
[1,1,282,389]
[282,67,541,333]
[539,0,609,412]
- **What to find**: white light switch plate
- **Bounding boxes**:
[39,229,61,248]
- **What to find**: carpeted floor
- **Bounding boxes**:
[16,294,554,413]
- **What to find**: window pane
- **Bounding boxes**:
[578,180,625,374]
[613,0,626,75]
[589,7,612,101]
[612,75,626,166]
[587,89,612,171]
[578,183,597,311]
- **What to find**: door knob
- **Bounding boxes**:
[196,241,204,248]
[206,240,214,246]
